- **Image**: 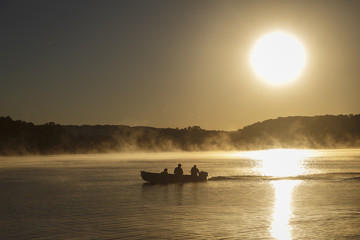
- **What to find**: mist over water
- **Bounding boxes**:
[1,149,359,239]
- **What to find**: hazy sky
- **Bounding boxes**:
[1,0,360,130]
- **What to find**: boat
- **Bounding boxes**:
[140,171,208,183]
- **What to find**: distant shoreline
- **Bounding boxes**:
[1,114,360,156]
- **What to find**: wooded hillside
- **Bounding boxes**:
[1,114,359,155]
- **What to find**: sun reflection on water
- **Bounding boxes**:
[234,149,312,239]
[240,149,315,177]
[271,180,300,240]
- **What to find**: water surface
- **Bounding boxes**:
[0,149,359,239]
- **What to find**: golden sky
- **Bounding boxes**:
[1,0,360,130]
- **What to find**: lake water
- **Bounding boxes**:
[0,149,359,239]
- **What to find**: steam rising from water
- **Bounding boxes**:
[0,149,359,239]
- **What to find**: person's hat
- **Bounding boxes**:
[178,163,182,167]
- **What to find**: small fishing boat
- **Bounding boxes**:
[141,171,208,183]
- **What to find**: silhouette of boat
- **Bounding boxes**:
[141,171,208,183]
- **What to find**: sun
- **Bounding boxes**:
[250,31,306,85]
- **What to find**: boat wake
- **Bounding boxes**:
[208,172,360,182]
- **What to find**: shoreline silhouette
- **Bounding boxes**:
[1,114,359,155]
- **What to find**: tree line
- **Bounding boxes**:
[0,114,359,155]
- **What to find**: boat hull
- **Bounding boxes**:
[141,171,208,183]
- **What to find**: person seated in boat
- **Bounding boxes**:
[174,164,183,176]
[161,168,168,175]
[190,165,200,176]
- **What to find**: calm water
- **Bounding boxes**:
[0,149,359,239]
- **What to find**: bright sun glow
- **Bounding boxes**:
[240,149,314,177]
[250,31,306,85]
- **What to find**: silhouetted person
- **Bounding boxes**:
[190,165,199,176]
[174,164,183,176]
[161,168,168,175]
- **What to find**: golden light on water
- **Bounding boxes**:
[238,149,313,239]
[271,180,301,240]
[241,149,314,177]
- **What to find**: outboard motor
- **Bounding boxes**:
[199,171,208,179]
